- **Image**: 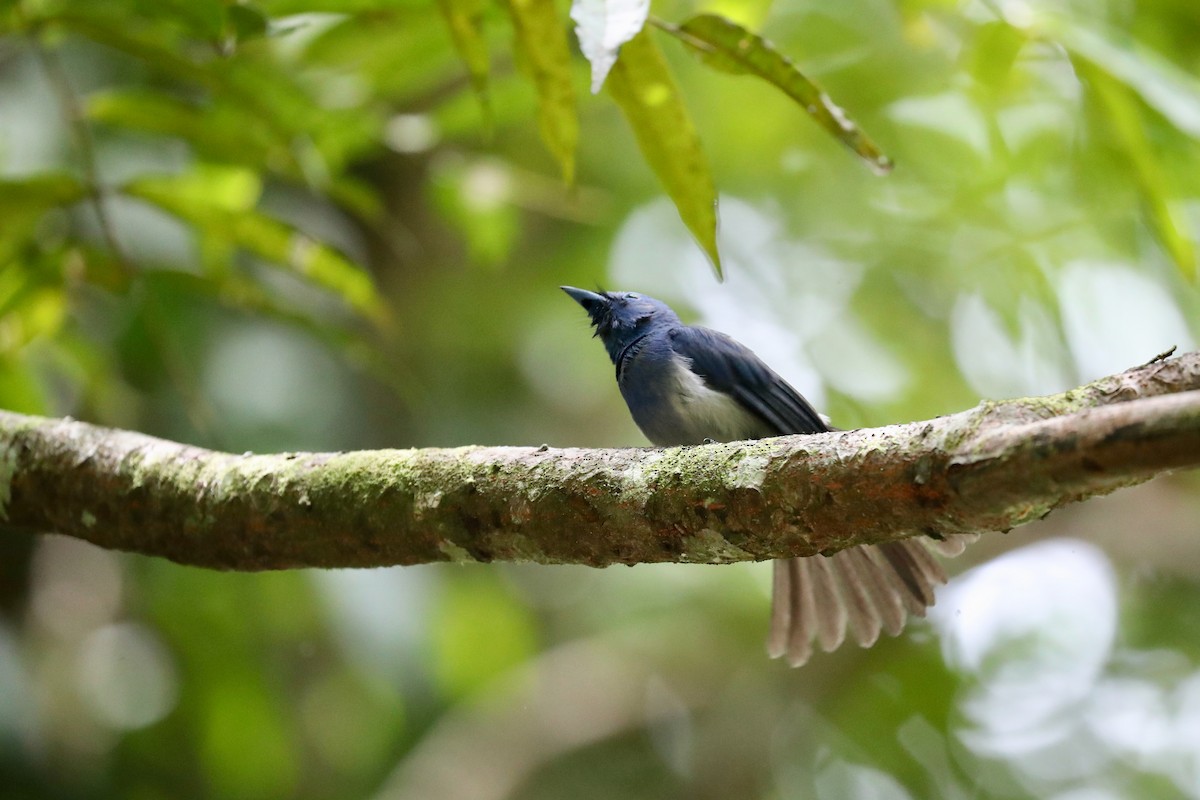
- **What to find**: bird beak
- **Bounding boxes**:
[560,286,608,316]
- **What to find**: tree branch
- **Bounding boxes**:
[2,353,1198,571]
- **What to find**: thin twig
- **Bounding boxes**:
[138,282,227,448]
[32,36,133,276]
[32,35,227,444]
[1143,345,1177,367]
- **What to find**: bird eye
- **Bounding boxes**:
[626,293,640,300]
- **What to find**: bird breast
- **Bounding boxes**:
[624,353,771,446]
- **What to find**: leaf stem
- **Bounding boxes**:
[32,35,134,277]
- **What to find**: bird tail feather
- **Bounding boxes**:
[767,535,977,667]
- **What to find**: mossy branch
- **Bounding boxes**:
[1,353,1198,571]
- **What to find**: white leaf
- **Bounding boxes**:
[570,0,649,94]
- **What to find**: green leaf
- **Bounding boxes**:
[136,269,405,398]
[88,89,275,165]
[0,173,88,218]
[125,173,387,323]
[656,13,893,175]
[0,176,88,266]
[1059,23,1200,139]
[226,3,269,44]
[1059,22,1200,279]
[88,89,380,220]
[153,164,263,212]
[502,0,578,182]
[437,0,492,120]
[607,29,721,276]
[62,9,380,179]
[570,0,649,93]
[967,21,1028,90]
[433,71,539,140]
[139,0,226,41]
[1081,66,1196,279]
[0,264,67,346]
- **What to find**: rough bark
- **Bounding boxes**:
[1,352,1198,571]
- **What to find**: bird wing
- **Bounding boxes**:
[667,326,828,436]
[667,326,974,667]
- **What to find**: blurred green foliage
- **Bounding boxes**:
[2,0,1200,797]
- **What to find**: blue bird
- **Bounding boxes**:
[562,286,970,666]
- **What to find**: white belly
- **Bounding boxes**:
[630,357,772,445]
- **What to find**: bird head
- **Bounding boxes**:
[561,286,680,363]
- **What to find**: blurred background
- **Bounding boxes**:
[2,0,1200,797]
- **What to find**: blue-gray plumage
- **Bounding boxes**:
[562,286,970,666]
